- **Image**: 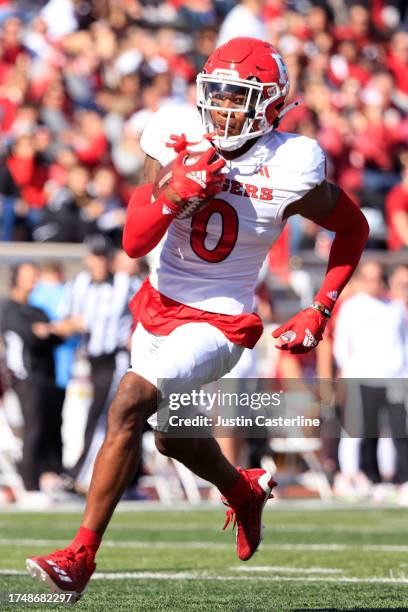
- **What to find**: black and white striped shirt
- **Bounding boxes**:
[61,271,138,357]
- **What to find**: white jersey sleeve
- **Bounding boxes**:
[271,134,327,221]
[140,104,206,167]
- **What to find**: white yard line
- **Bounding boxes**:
[230,566,343,574]
[2,520,405,535]
[2,538,408,552]
[2,568,408,585]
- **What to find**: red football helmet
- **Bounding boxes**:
[197,37,290,150]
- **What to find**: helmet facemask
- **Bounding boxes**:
[197,72,288,151]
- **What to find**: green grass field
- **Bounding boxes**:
[1,503,408,610]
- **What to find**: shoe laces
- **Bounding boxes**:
[52,549,77,563]
[222,489,274,532]
[223,508,237,531]
[50,547,89,575]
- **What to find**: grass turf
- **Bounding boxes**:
[0,504,408,610]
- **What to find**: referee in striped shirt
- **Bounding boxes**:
[53,235,137,482]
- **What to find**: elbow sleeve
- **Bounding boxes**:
[122,184,173,258]
[314,190,369,309]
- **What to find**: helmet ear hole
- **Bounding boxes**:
[265,102,281,126]
[265,99,285,125]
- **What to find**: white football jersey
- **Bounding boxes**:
[140,104,326,315]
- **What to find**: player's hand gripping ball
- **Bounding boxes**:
[272,307,328,354]
[152,144,225,220]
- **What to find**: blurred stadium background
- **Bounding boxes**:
[0,0,408,607]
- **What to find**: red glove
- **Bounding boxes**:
[161,147,225,218]
[166,132,216,153]
[166,133,197,153]
[272,307,328,354]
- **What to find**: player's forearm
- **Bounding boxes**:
[49,316,85,337]
[122,183,173,258]
[314,190,369,310]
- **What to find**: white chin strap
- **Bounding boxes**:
[214,134,249,151]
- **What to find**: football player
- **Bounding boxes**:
[27,38,369,601]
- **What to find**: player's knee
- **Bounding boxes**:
[107,372,157,438]
[154,433,194,461]
[154,433,175,457]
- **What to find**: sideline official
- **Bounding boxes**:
[1,262,64,491]
[53,235,134,482]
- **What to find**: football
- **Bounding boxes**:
[152,149,222,219]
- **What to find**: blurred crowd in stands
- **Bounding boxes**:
[0,0,408,506]
[0,0,407,251]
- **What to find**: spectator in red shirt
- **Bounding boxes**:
[334,4,377,51]
[0,90,17,132]
[1,17,28,65]
[328,39,371,88]
[72,110,108,168]
[6,134,49,237]
[48,146,77,189]
[386,163,408,250]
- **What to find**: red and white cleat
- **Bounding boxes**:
[222,468,277,561]
[26,545,95,603]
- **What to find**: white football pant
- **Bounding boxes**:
[129,322,244,428]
